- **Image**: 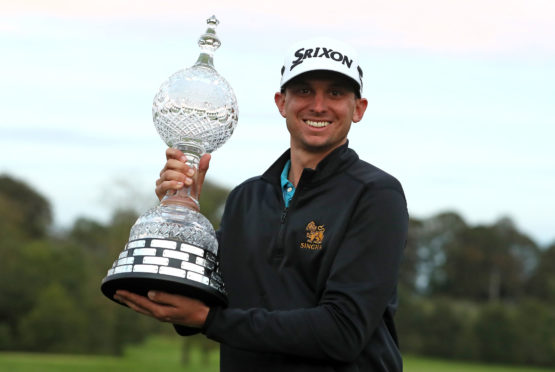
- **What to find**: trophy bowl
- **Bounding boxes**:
[101,15,237,308]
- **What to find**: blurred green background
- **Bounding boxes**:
[0,174,554,370]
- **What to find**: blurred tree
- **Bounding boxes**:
[493,217,540,296]
[0,238,87,348]
[18,283,89,352]
[474,303,518,363]
[395,292,429,355]
[428,217,539,301]
[180,333,219,365]
[70,217,111,260]
[199,180,230,229]
[400,211,467,295]
[0,174,52,237]
[0,194,26,241]
[526,243,555,303]
[422,299,454,358]
[512,300,555,366]
[398,218,422,293]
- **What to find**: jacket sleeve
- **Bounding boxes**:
[201,185,408,362]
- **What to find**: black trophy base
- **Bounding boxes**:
[101,272,228,308]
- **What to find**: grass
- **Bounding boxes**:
[0,335,553,372]
[404,355,555,372]
[0,336,218,372]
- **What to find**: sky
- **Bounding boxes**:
[1,0,554,245]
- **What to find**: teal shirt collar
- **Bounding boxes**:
[280,160,295,208]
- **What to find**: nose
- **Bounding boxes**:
[310,91,327,113]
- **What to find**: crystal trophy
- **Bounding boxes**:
[101,16,237,307]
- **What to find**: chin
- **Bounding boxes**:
[301,141,335,153]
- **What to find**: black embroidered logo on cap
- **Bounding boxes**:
[290,47,353,71]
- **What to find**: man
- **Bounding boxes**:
[115,37,409,371]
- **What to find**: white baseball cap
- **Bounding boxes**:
[280,37,363,96]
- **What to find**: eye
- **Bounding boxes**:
[287,84,311,96]
[329,89,343,97]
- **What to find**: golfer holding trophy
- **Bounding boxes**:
[103,14,409,372]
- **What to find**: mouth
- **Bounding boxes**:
[305,120,331,128]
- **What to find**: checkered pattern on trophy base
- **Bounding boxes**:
[100,238,227,306]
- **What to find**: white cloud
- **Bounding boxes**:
[3,0,555,55]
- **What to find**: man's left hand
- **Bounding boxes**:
[114,290,209,328]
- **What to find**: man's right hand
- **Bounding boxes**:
[155,148,211,202]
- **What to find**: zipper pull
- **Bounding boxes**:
[281,208,288,224]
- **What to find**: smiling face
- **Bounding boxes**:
[275,71,368,158]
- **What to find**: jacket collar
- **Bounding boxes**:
[261,141,359,186]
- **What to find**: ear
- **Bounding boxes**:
[274,92,286,118]
[352,98,368,123]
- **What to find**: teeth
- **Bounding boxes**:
[306,120,330,128]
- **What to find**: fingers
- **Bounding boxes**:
[114,290,155,317]
[155,149,212,202]
[195,153,211,199]
[114,290,207,327]
[199,153,211,174]
[155,167,190,200]
[147,291,209,327]
[114,290,176,323]
[165,147,187,162]
[155,154,195,201]
[147,290,179,306]
[159,159,193,182]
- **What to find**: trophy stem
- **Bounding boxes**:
[161,141,205,212]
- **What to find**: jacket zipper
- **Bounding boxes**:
[281,207,288,224]
[275,177,303,260]
[274,206,288,260]
[274,169,307,261]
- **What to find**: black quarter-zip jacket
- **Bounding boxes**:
[178,143,408,371]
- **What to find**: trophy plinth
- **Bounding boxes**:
[101,15,237,308]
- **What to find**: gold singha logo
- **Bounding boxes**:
[301,221,325,250]
[306,221,325,243]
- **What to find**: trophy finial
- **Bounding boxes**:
[197,15,221,59]
[207,15,219,27]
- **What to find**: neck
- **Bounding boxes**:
[288,143,343,187]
